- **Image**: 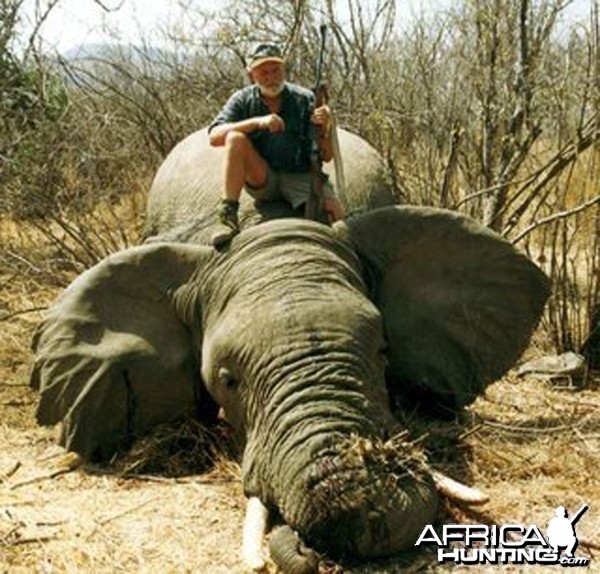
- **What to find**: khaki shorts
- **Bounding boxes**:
[246,166,335,209]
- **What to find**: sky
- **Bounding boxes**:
[19,0,593,55]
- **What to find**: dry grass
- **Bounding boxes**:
[1,214,599,573]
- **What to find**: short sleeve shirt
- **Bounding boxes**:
[209,83,315,173]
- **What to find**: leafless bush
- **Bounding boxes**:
[518,150,599,356]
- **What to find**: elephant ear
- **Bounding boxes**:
[341,206,550,410]
[30,243,215,461]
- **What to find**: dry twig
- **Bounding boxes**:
[9,453,82,490]
[84,496,162,542]
[0,307,47,322]
[511,195,600,244]
[0,461,22,482]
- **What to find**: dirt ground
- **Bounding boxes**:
[1,220,599,573]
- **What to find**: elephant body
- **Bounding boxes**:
[144,127,394,242]
[30,126,550,570]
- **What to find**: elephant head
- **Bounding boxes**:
[30,203,550,570]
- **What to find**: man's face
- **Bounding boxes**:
[249,62,285,97]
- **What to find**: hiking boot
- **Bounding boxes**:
[212,200,240,247]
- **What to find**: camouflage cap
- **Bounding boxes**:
[247,43,284,70]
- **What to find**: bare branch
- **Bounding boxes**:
[501,119,599,234]
[92,0,125,11]
[511,195,600,244]
[24,0,61,62]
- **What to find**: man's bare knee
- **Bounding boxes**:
[224,130,250,150]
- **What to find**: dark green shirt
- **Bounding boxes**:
[209,82,315,173]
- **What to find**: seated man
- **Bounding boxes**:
[208,42,344,246]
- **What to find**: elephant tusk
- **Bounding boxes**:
[431,470,490,506]
[241,496,269,571]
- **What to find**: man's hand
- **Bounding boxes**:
[311,105,331,135]
[258,114,285,133]
[323,197,344,223]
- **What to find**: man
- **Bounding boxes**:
[208,42,344,246]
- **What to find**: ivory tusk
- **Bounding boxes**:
[241,496,269,571]
[431,470,490,506]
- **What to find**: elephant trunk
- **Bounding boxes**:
[238,312,438,563]
[280,432,439,560]
[269,525,320,574]
[244,382,438,563]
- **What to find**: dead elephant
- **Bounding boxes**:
[30,128,550,572]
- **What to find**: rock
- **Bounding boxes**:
[517,352,586,377]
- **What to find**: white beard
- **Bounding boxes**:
[258,82,284,98]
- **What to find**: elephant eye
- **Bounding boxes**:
[217,367,238,390]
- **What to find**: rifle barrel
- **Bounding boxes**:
[570,504,589,525]
[315,24,327,90]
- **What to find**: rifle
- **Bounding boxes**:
[305,24,330,224]
[570,504,589,526]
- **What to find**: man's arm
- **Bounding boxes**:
[209,115,285,147]
[208,88,285,147]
